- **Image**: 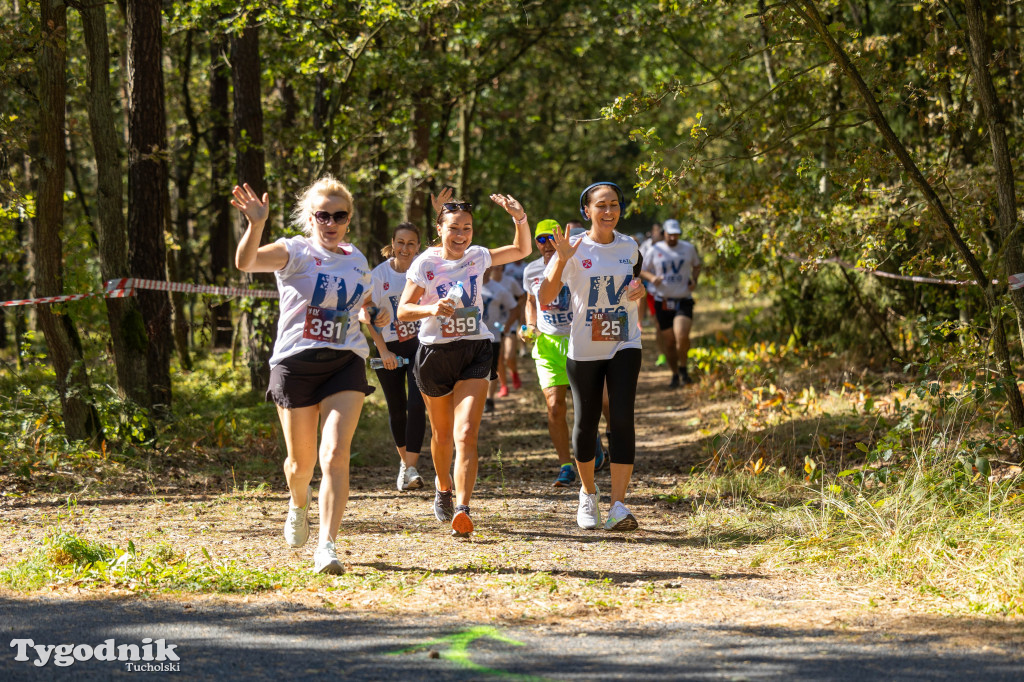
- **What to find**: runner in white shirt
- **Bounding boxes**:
[366,223,427,493]
[398,187,532,538]
[539,182,647,532]
[521,219,608,488]
[490,264,526,395]
[480,268,519,412]
[233,174,376,575]
[642,218,702,387]
[638,223,666,365]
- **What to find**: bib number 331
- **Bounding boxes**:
[303,306,349,343]
[441,307,481,338]
[591,311,629,342]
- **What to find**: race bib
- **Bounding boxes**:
[395,319,420,342]
[303,306,349,343]
[663,298,680,311]
[441,306,481,338]
[591,311,629,342]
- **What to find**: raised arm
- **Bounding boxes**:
[232,183,289,272]
[488,194,532,267]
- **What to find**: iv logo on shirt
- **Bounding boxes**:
[586,275,631,307]
[304,273,364,343]
[437,275,479,307]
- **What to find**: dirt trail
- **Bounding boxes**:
[2,305,1022,651]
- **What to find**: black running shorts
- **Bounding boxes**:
[655,297,695,330]
[266,347,375,409]
[414,339,495,398]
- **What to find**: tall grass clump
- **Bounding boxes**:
[777,377,1024,615]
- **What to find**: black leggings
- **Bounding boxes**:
[567,348,642,465]
[374,338,425,453]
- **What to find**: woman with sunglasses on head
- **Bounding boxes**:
[539,182,647,531]
[397,189,532,537]
[365,222,428,492]
[233,175,375,575]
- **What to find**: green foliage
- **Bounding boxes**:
[2,530,294,593]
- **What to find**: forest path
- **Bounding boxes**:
[2,302,1023,679]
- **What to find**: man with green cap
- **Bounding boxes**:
[520,219,606,487]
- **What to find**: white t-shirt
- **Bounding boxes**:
[269,236,371,367]
[491,270,524,299]
[480,281,518,336]
[545,231,642,361]
[523,257,572,337]
[370,259,421,344]
[643,240,702,299]
[503,260,526,289]
[406,245,494,345]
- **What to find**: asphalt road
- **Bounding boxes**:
[2,596,1022,680]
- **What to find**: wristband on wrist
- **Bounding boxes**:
[514,214,528,225]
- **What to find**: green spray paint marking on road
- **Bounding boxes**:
[389,625,553,681]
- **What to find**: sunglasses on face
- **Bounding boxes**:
[441,202,473,213]
[535,234,555,244]
[313,210,350,225]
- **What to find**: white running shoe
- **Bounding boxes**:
[604,500,638,531]
[577,485,601,530]
[397,463,424,491]
[284,485,312,548]
[313,540,344,575]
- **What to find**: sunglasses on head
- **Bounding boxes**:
[441,202,473,213]
[313,210,350,225]
[535,234,555,244]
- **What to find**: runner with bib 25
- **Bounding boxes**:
[539,182,647,532]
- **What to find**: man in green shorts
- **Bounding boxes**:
[520,219,606,487]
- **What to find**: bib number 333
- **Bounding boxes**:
[591,311,628,342]
[303,306,349,343]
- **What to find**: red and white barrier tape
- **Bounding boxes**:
[0,278,277,308]
[105,278,279,299]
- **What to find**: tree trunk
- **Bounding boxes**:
[792,0,1024,444]
[232,21,274,392]
[79,0,150,407]
[208,34,233,349]
[456,88,477,200]
[964,0,1024,359]
[169,28,196,371]
[758,0,779,93]
[127,0,173,412]
[35,0,102,442]
[404,20,434,229]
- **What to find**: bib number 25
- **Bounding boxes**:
[591,311,629,342]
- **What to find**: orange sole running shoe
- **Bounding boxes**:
[451,509,474,537]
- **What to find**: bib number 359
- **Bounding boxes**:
[441,306,481,338]
[303,306,348,343]
[591,311,629,342]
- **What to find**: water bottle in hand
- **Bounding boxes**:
[520,324,537,341]
[369,356,408,369]
[437,281,464,324]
